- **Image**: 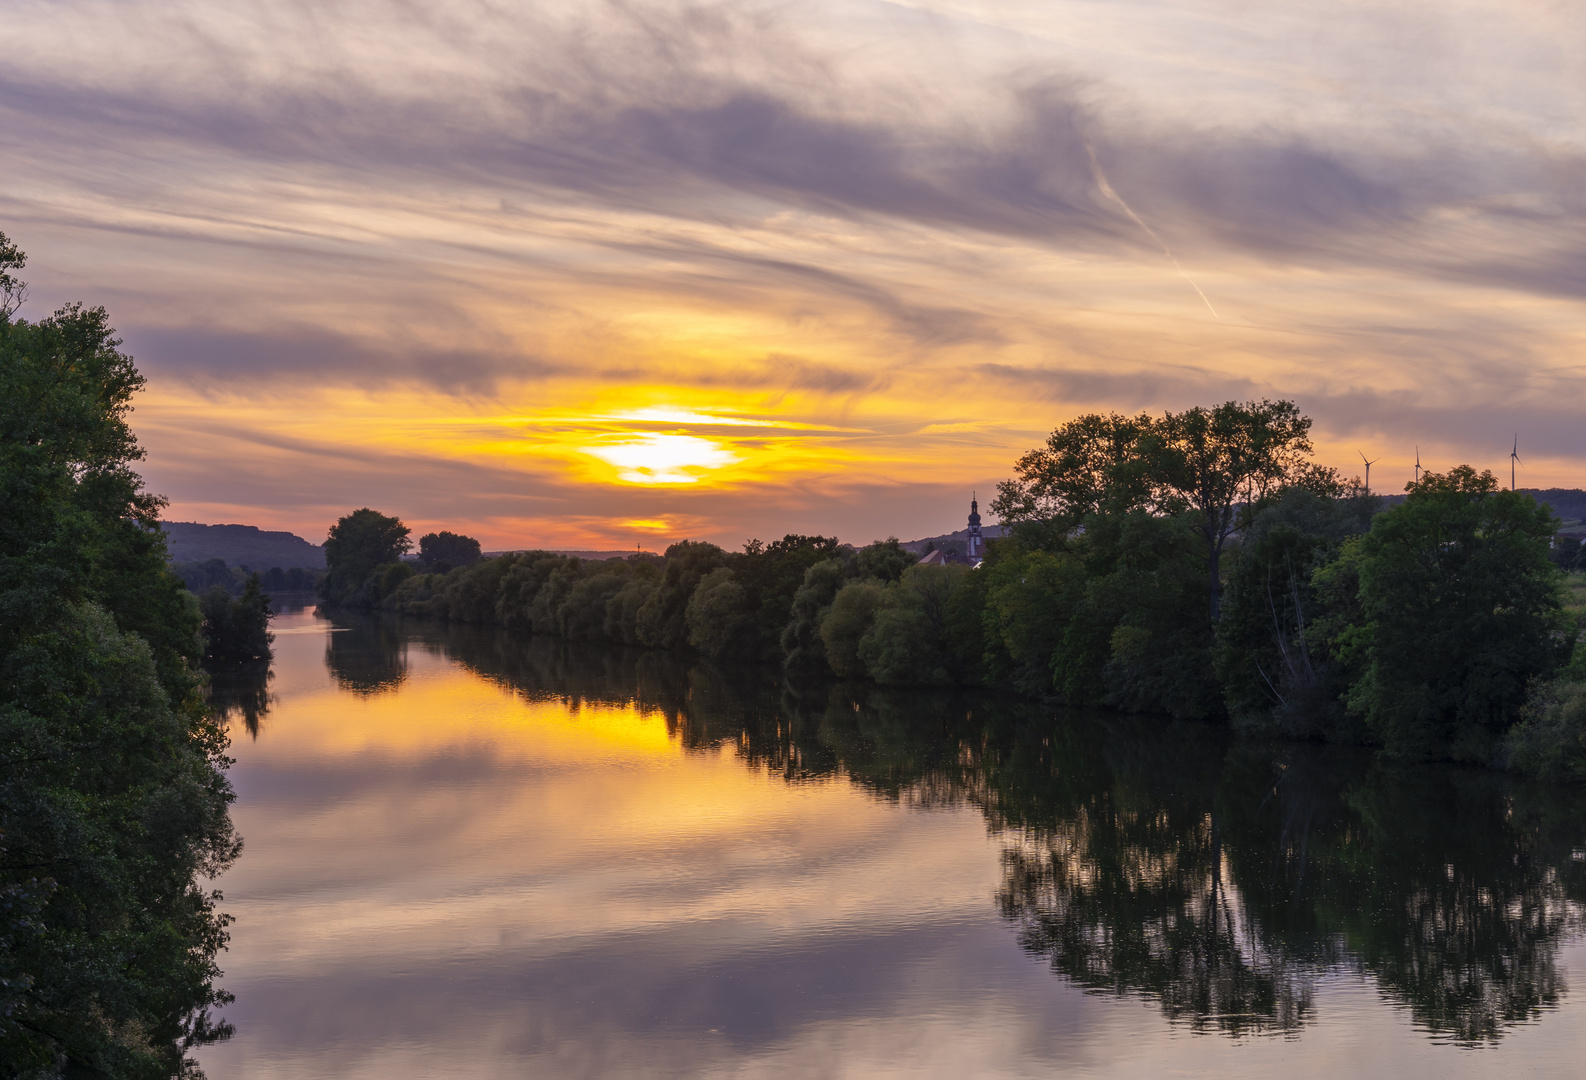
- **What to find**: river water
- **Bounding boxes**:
[195,604,1586,1078]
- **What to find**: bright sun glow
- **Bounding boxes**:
[583,433,741,484]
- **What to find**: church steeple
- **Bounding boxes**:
[966,492,984,560]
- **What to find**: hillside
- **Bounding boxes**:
[900,525,1010,554]
[1525,488,1586,527]
[162,521,326,569]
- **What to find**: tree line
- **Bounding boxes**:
[322,399,1586,775]
[0,234,239,1077]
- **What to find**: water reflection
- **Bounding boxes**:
[207,662,274,738]
[383,615,1586,1046]
[325,616,409,695]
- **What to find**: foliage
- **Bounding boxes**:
[859,564,972,685]
[780,558,846,670]
[856,537,914,582]
[319,508,411,608]
[995,400,1333,620]
[364,394,1586,774]
[819,581,887,677]
[258,566,321,592]
[1215,487,1375,737]
[1315,467,1569,761]
[177,562,320,596]
[0,233,237,1077]
[417,530,481,572]
[685,567,755,659]
[1503,677,1586,782]
[199,574,274,665]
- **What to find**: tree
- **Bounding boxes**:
[320,508,411,607]
[781,558,847,670]
[418,530,482,571]
[996,401,1330,620]
[857,537,914,582]
[1144,400,1324,621]
[992,411,1154,526]
[0,232,238,1076]
[1315,467,1569,760]
[685,567,755,659]
[200,572,275,665]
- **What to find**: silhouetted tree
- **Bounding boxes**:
[199,572,274,664]
[320,507,410,607]
[418,529,482,572]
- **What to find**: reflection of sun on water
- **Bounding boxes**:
[583,432,741,484]
[261,657,680,761]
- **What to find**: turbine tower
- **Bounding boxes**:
[1414,446,1422,484]
[1359,450,1380,496]
[1510,435,1521,492]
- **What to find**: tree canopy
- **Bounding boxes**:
[320,508,411,607]
[0,232,238,1077]
[995,400,1335,619]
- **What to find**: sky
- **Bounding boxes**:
[3,0,1585,550]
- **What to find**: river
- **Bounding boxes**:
[195,603,1586,1078]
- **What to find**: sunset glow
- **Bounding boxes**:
[4,0,1583,547]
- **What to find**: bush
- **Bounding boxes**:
[1503,678,1586,782]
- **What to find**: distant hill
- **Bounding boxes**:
[894,489,1586,551]
[1525,488,1586,527]
[162,522,325,569]
[483,549,661,561]
[900,525,1010,554]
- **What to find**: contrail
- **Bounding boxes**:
[1086,144,1222,322]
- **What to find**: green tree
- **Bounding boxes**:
[320,508,411,607]
[1215,486,1374,736]
[992,411,1154,526]
[1316,467,1569,760]
[781,558,847,670]
[200,572,274,665]
[0,232,238,1077]
[1145,400,1325,620]
[995,401,1330,620]
[859,564,971,685]
[856,537,914,582]
[820,581,887,677]
[685,567,755,659]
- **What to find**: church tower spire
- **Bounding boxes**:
[966,492,984,561]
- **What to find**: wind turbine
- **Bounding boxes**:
[1511,435,1521,492]
[1359,450,1380,495]
[1414,446,1422,484]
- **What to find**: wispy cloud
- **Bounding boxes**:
[4,0,1584,542]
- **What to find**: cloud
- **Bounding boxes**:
[5,0,1586,536]
[122,324,562,392]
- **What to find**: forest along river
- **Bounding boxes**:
[196,603,1586,1079]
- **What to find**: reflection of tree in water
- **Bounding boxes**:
[324,616,409,694]
[392,616,1586,1044]
[207,661,274,738]
[1218,751,1584,1043]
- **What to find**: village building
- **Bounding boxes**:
[916,495,988,567]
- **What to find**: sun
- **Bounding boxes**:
[582,432,741,485]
